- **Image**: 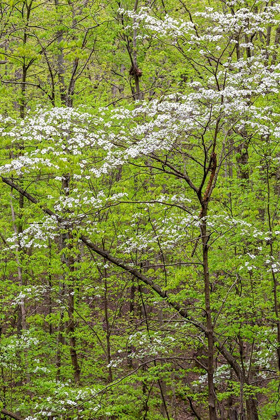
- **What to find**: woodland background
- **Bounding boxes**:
[0,0,280,419]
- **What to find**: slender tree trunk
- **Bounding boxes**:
[56,315,63,382]
[127,282,135,367]
[20,66,27,119]
[10,194,26,332]
[55,0,66,104]
[130,0,142,100]
[104,268,113,383]
[139,286,170,419]
[19,1,31,119]
[236,129,250,181]
[200,204,217,420]
[67,246,81,385]
[60,175,81,385]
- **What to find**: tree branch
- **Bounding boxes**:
[1,176,242,380]
[1,409,24,420]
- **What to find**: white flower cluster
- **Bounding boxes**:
[6,217,58,250]
[31,384,100,418]
[0,330,40,357]
[119,7,195,37]
[53,191,128,213]
[12,286,47,306]
[126,331,176,359]
[0,156,59,175]
[119,2,280,44]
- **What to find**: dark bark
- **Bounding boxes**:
[246,396,259,420]
[200,208,216,420]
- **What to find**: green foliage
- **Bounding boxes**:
[0,0,280,419]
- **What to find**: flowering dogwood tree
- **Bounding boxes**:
[0,0,280,419]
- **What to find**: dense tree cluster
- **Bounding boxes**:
[0,0,280,419]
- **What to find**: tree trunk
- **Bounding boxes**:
[201,204,217,420]
[246,396,259,420]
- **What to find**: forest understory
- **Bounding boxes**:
[0,0,280,419]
